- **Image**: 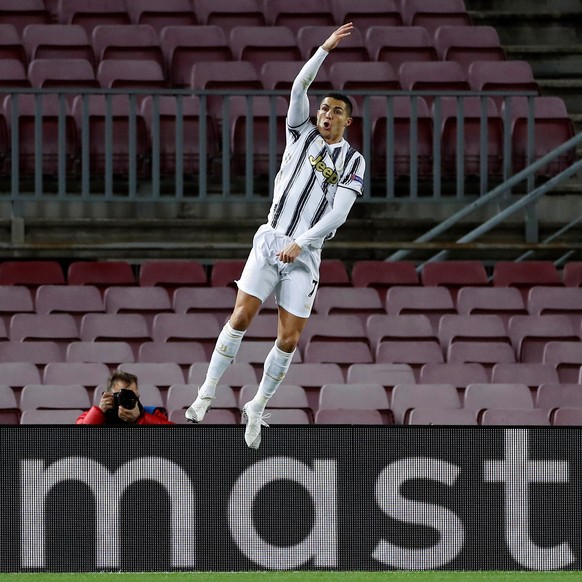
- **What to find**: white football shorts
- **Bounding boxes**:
[236,224,322,318]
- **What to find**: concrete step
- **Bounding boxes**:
[505,45,582,79]
[468,0,582,13]
[538,79,582,115]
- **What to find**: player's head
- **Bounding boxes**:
[317,92,353,144]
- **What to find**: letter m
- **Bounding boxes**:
[20,456,196,569]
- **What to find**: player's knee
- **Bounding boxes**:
[276,332,300,353]
[229,306,254,331]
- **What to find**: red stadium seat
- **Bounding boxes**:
[119,362,185,388]
[543,341,582,384]
[66,341,135,366]
[333,0,402,29]
[447,341,516,379]
[419,362,488,389]
[126,0,197,35]
[351,260,419,301]
[376,341,444,380]
[527,286,582,328]
[0,59,30,87]
[318,383,391,415]
[0,24,26,65]
[563,262,582,287]
[552,407,582,426]
[0,385,20,425]
[400,0,471,36]
[97,59,167,90]
[464,382,534,422]
[0,260,65,287]
[490,362,559,390]
[58,0,130,35]
[195,0,265,35]
[260,60,332,92]
[492,261,562,294]
[28,57,98,89]
[187,362,258,388]
[346,363,416,388]
[0,286,34,326]
[210,260,245,288]
[437,314,509,351]
[262,0,335,34]
[455,286,526,327]
[480,408,550,426]
[139,260,207,289]
[315,408,385,425]
[297,25,367,65]
[35,285,104,319]
[0,0,50,35]
[420,260,489,297]
[21,409,86,424]
[0,341,64,365]
[67,261,136,288]
[23,24,95,65]
[391,383,460,424]
[319,260,350,287]
[536,384,582,415]
[407,407,477,425]
[43,362,110,389]
[366,314,438,353]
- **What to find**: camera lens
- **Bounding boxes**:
[115,388,139,409]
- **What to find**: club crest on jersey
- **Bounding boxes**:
[309,154,339,184]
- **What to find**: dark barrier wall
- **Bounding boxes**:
[0,426,580,572]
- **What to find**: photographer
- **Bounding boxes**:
[76,370,173,425]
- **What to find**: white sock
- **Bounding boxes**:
[199,321,245,398]
[250,343,294,414]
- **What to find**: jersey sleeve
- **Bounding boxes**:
[338,151,366,197]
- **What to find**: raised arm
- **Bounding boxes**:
[287,23,354,128]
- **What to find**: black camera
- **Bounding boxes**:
[113,388,139,409]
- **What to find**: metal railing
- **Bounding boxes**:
[1,87,573,205]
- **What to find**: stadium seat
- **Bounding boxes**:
[140,95,218,177]
[138,341,207,368]
[190,61,262,117]
[34,285,104,320]
[97,59,167,90]
[125,0,197,34]
[367,95,433,179]
[0,318,7,341]
[0,59,30,88]
[419,362,488,389]
[551,407,582,426]
[468,60,540,108]
[67,261,136,288]
[9,313,79,350]
[455,286,527,327]
[139,260,207,290]
[303,341,374,367]
[314,408,385,425]
[318,383,391,419]
[172,287,235,322]
[407,407,477,425]
[400,0,472,35]
[0,384,20,425]
[3,94,78,177]
[376,342,445,380]
[437,314,509,351]
[464,383,534,421]
[299,314,367,352]
[119,362,185,388]
[351,260,419,299]
[563,262,582,287]
[398,61,470,107]
[66,341,135,366]
[0,285,34,326]
[210,260,246,288]
[20,409,86,424]
[229,95,287,177]
[23,24,95,65]
[490,362,560,390]
[446,341,516,379]
[104,286,172,317]
[244,313,279,342]
[319,260,351,287]
[187,362,258,388]
[297,25,367,65]
[328,62,400,97]
[365,26,437,72]
[58,0,130,35]
[28,57,98,89]
[527,286,582,328]
[0,24,26,65]
[194,0,265,35]
[283,363,345,389]
[43,361,110,389]
[366,314,438,353]
[434,96,504,179]
[0,260,65,287]
[0,0,50,35]
[385,285,455,331]
[92,24,164,69]
[333,0,402,29]
[507,314,579,362]
[228,26,300,71]
[543,341,582,384]
[71,95,150,176]
[504,96,576,176]
[159,25,232,87]
[313,287,384,321]
[79,313,151,358]
[260,60,332,92]
[150,313,221,355]
[346,363,416,388]
[421,260,489,296]
[169,408,239,424]
[20,383,91,411]
[480,408,550,426]
[434,25,505,71]
[263,0,334,34]
[391,383,460,424]
[492,261,562,296]
[263,409,312,424]
[536,384,582,416]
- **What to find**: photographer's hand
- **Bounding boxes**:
[119,404,140,424]
[98,392,115,414]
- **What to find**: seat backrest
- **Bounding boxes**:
[304,341,374,366]
[20,409,85,424]
[0,0,50,35]
[563,262,582,287]
[399,61,469,98]
[480,408,550,426]
[0,362,42,387]
[536,384,582,411]
[125,0,197,33]
[491,362,560,389]
[228,25,300,68]
[314,287,383,317]
[543,341,582,383]
[333,0,402,29]
[0,58,30,87]
[194,0,265,34]
[260,60,332,91]
[91,23,163,65]
[23,23,94,63]
[66,340,135,365]
[493,261,562,288]
[419,362,488,388]
[35,284,104,315]
[365,26,436,69]
[97,59,167,89]
[328,62,400,93]
[151,313,221,342]
[139,260,207,288]
[434,25,504,69]
[420,260,489,289]
[318,383,390,411]
[239,384,310,410]
[43,361,110,388]
[80,313,150,341]
[263,0,334,33]
[463,382,534,412]
[314,408,385,425]
[28,57,98,88]
[0,260,65,286]
[187,362,258,388]
[437,314,509,349]
[283,363,345,389]
[172,286,235,316]
[366,314,436,351]
[138,341,207,366]
[297,25,367,65]
[58,0,130,34]
[400,0,471,34]
[167,383,237,410]
[119,362,185,388]
[407,407,477,425]
[104,286,171,314]
[0,23,26,64]
[20,383,91,410]
[391,383,460,424]
[67,261,136,287]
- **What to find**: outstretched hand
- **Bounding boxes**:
[321,22,353,52]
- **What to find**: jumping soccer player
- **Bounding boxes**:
[186,23,366,449]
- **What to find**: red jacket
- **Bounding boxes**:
[76,406,174,425]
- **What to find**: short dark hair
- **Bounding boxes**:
[322,92,353,117]
[107,370,138,391]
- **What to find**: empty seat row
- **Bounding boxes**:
[2,0,473,37]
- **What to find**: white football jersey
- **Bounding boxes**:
[267,118,365,246]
